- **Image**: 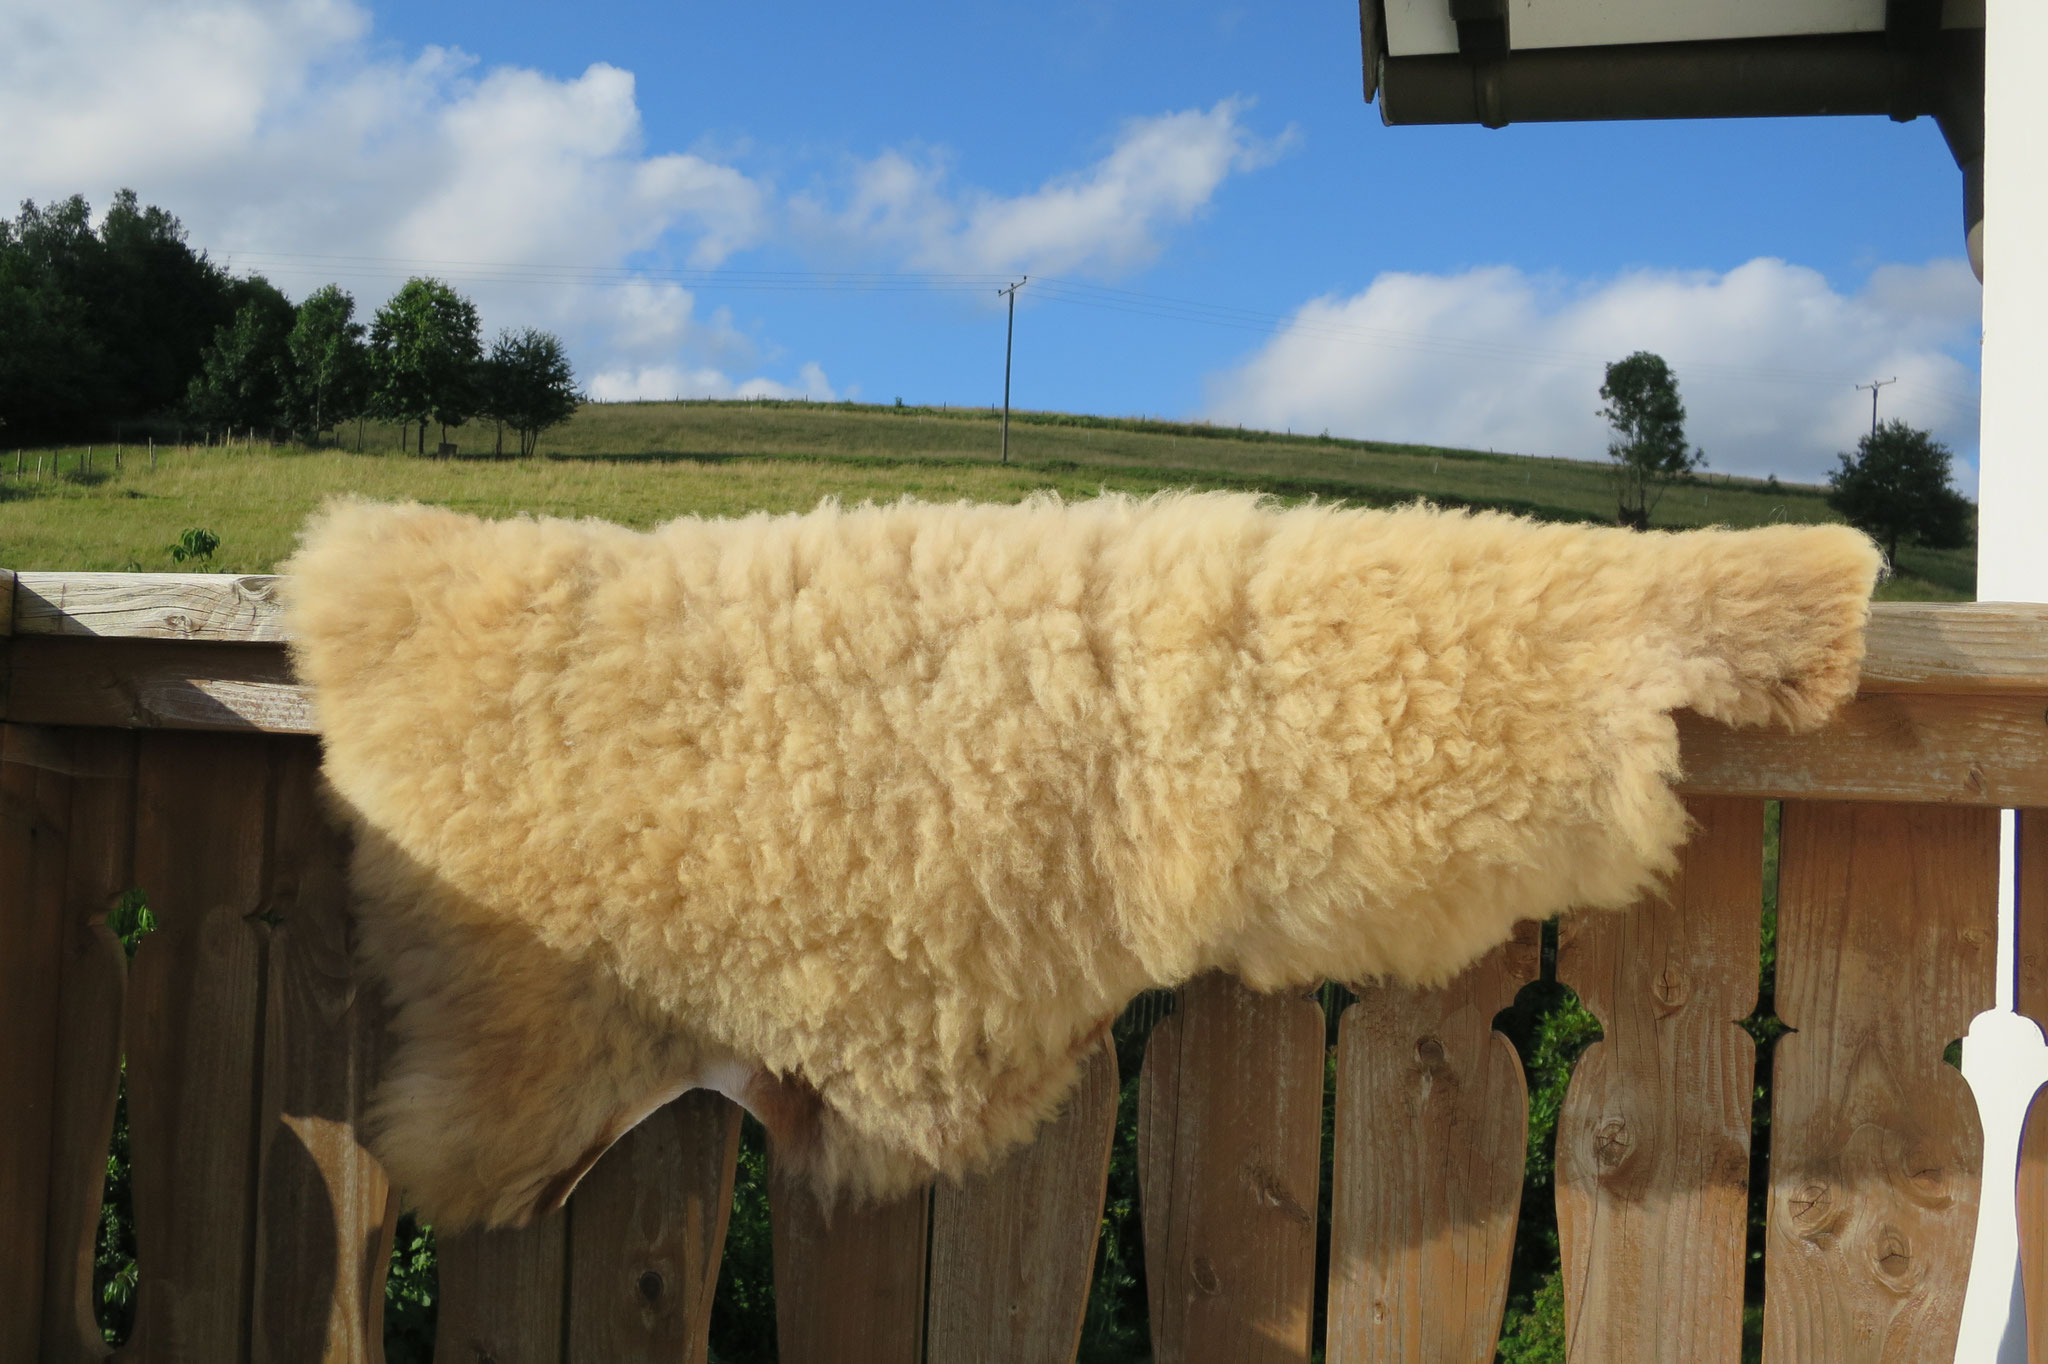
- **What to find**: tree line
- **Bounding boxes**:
[2,190,579,456]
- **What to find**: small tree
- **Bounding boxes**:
[287,284,369,443]
[478,327,580,458]
[1826,419,1972,564]
[183,276,295,439]
[1599,351,1704,529]
[368,278,481,455]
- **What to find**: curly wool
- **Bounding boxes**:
[282,492,1880,1230]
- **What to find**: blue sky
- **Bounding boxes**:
[2,0,1982,482]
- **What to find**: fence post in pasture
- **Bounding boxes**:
[1139,974,1325,1364]
[1326,924,1539,1364]
[770,1160,930,1364]
[38,730,139,1364]
[1553,796,1765,1364]
[926,1036,1119,1364]
[84,448,91,476]
[0,723,77,1364]
[564,1090,742,1362]
[149,439,155,472]
[1764,802,1998,1360]
[250,740,397,1364]
[120,732,278,1360]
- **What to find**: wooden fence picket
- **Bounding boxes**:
[0,723,74,1363]
[434,1221,569,1364]
[1764,802,1998,1363]
[251,739,394,1364]
[769,1162,930,1364]
[39,729,138,1364]
[118,731,277,1364]
[1138,973,1325,1364]
[2011,809,2048,1363]
[1555,796,1764,1364]
[1326,924,1539,1364]
[565,1091,743,1364]
[926,1035,1120,1364]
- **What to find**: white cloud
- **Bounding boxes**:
[588,360,840,404]
[1202,257,1982,486]
[801,98,1295,278]
[0,0,786,393]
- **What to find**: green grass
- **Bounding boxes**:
[0,397,1970,600]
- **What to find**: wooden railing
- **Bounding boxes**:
[2,569,2046,1364]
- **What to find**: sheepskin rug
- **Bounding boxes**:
[283,492,1880,1229]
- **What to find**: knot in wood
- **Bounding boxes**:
[638,1269,665,1303]
[1191,1256,1222,1295]
[1966,764,1987,796]
[1788,1181,1833,1229]
[1414,1035,1446,1069]
[163,611,196,636]
[1872,1226,1916,1289]
[1593,1117,1633,1171]
[1652,961,1690,1009]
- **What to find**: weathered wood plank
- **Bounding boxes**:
[2010,809,2048,1364]
[1764,801,1998,1364]
[769,1162,930,1364]
[39,729,137,1364]
[1327,925,1537,1364]
[0,724,72,1364]
[1,567,14,635]
[435,1221,569,1364]
[13,573,287,642]
[565,1091,742,1364]
[1676,693,2048,806]
[1139,974,1325,1364]
[1860,602,2048,694]
[12,641,2047,809]
[251,739,393,1364]
[927,1035,1119,1364]
[118,732,275,1364]
[6,638,313,733]
[8,584,2039,693]
[1555,796,1763,1364]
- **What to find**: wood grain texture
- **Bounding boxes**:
[39,729,137,1364]
[1555,796,1764,1364]
[565,1091,742,1364]
[770,1155,929,1364]
[1764,801,1998,1364]
[1327,924,1538,1364]
[1859,602,2048,694]
[6,638,313,733]
[1139,974,1325,1364]
[118,731,276,1364]
[2011,810,2048,1364]
[12,573,286,642]
[251,739,393,1364]
[0,723,72,1364]
[434,1221,569,1364]
[927,1035,1119,1364]
[1676,693,2048,806]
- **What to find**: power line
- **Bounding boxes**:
[1855,376,1897,434]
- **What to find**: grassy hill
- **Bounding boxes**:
[0,398,1969,599]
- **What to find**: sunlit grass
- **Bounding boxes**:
[0,398,1972,600]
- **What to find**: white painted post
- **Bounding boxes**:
[1956,2,2048,1359]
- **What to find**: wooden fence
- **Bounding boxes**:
[3,569,2048,1364]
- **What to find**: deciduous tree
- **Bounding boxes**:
[1599,351,1705,528]
[182,276,296,438]
[287,284,369,442]
[478,327,580,457]
[369,277,481,455]
[1826,419,1972,564]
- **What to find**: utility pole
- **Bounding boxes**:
[1855,376,1896,437]
[997,277,1027,464]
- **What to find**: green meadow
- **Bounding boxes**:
[0,398,1969,600]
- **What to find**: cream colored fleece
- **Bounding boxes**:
[282,493,1880,1229]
